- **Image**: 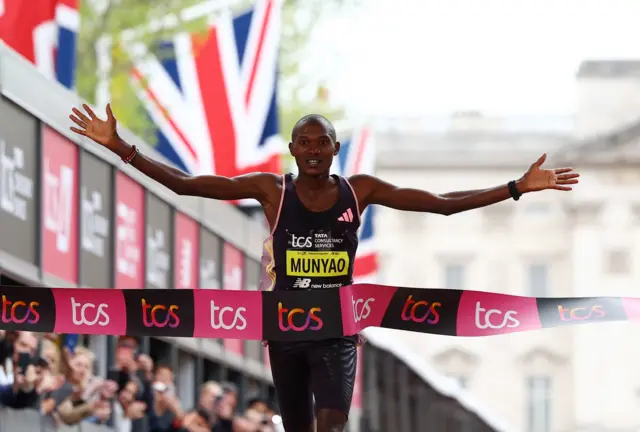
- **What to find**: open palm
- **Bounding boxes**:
[520,153,580,192]
[69,104,118,148]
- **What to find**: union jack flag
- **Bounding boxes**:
[332,126,379,283]
[0,0,79,89]
[125,0,283,206]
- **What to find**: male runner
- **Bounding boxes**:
[69,104,580,432]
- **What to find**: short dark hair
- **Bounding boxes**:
[220,381,238,395]
[154,363,173,374]
[246,394,268,408]
[291,114,336,142]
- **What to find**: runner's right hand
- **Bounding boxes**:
[69,104,119,149]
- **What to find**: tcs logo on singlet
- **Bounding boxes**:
[286,233,349,279]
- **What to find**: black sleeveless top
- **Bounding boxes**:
[260,173,361,291]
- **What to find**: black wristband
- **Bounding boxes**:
[508,180,522,201]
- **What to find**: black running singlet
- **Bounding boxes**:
[260,173,361,292]
[260,173,361,430]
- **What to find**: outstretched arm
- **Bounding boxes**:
[114,141,274,201]
[69,104,277,203]
[351,154,579,216]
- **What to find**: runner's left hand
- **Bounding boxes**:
[518,153,580,193]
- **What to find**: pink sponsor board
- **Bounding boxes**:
[340,284,397,335]
[115,173,145,289]
[52,288,127,335]
[193,290,262,340]
[174,212,199,289]
[42,126,79,283]
[623,298,640,321]
[457,290,541,336]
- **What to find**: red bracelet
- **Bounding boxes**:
[122,145,139,164]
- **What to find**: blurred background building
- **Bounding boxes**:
[374,60,640,432]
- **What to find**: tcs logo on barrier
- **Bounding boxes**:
[71,297,109,326]
[210,301,247,331]
[277,302,323,332]
[352,296,374,323]
[474,301,519,330]
[1,295,39,324]
[401,295,441,324]
[141,299,180,328]
[557,304,605,321]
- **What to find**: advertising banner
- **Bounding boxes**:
[146,193,172,289]
[174,212,198,289]
[200,228,221,290]
[115,172,144,289]
[42,126,79,284]
[0,98,38,265]
[79,151,113,288]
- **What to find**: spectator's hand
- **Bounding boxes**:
[165,393,182,416]
[234,416,260,432]
[125,400,147,420]
[21,364,37,391]
[91,399,112,422]
[40,396,57,415]
[181,411,210,432]
[99,380,118,400]
[37,371,61,394]
[122,355,138,372]
[156,390,183,416]
[136,354,153,379]
[82,376,105,401]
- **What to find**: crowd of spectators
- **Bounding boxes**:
[0,330,283,432]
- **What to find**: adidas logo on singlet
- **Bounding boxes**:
[337,208,354,222]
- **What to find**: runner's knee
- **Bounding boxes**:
[316,408,347,432]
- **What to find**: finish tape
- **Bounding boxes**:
[0,285,634,341]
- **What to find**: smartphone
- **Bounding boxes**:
[107,369,130,392]
[17,352,31,371]
[33,356,48,369]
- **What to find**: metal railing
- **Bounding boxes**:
[0,408,113,432]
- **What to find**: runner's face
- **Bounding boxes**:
[290,121,339,176]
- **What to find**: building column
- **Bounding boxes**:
[565,200,603,429]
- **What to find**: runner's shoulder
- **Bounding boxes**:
[346,173,381,194]
[245,172,284,203]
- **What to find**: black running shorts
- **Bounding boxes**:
[268,337,357,431]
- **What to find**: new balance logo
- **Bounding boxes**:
[293,278,311,289]
[337,208,354,222]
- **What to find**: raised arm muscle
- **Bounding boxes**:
[113,138,275,203]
